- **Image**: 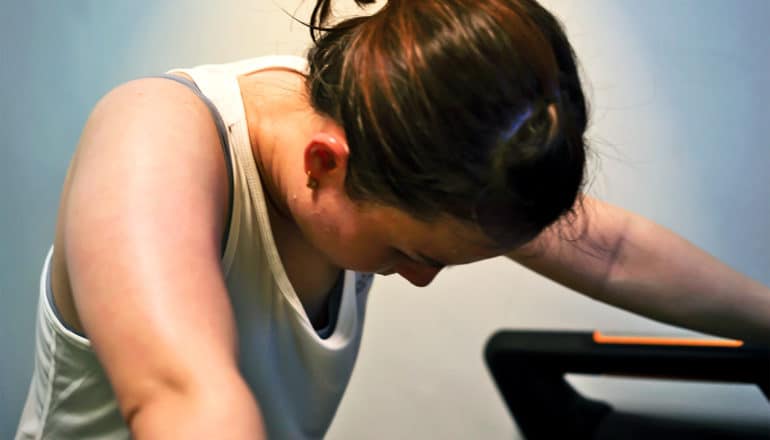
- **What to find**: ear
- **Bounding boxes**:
[303,132,350,187]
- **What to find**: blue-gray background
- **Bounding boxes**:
[1,1,768,438]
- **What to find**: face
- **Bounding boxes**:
[291,128,514,287]
[300,198,508,287]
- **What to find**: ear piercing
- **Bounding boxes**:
[306,170,319,189]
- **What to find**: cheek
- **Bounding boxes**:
[352,246,397,273]
[344,251,393,272]
[317,222,392,271]
[339,241,394,272]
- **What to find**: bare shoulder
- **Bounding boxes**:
[52,74,241,420]
[51,75,230,336]
[66,74,231,239]
[85,75,217,142]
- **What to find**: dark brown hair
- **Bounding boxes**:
[306,0,589,247]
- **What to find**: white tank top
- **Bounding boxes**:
[15,55,374,439]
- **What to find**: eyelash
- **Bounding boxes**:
[393,249,418,264]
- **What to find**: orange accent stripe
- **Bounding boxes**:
[592,331,743,348]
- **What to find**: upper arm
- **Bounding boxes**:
[63,77,238,420]
[506,194,631,298]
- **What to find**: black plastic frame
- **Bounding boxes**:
[484,330,770,439]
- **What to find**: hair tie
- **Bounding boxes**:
[501,106,534,141]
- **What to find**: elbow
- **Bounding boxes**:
[122,373,266,439]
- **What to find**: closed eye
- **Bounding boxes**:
[415,252,447,269]
[394,249,446,270]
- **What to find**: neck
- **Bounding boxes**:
[240,72,323,222]
[238,72,343,321]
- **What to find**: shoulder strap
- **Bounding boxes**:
[146,73,233,257]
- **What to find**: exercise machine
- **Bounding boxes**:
[485,330,770,439]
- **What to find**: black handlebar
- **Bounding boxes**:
[484,330,770,439]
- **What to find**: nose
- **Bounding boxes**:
[396,264,442,287]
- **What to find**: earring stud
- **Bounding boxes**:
[306,170,319,189]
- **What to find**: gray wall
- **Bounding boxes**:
[2,1,768,438]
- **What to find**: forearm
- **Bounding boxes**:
[510,197,770,345]
[603,213,770,345]
[128,381,266,439]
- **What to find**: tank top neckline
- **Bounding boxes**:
[220,56,357,344]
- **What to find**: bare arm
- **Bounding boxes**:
[64,78,265,438]
[508,195,770,345]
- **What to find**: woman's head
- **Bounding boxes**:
[305,0,589,249]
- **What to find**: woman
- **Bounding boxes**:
[16,0,770,438]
